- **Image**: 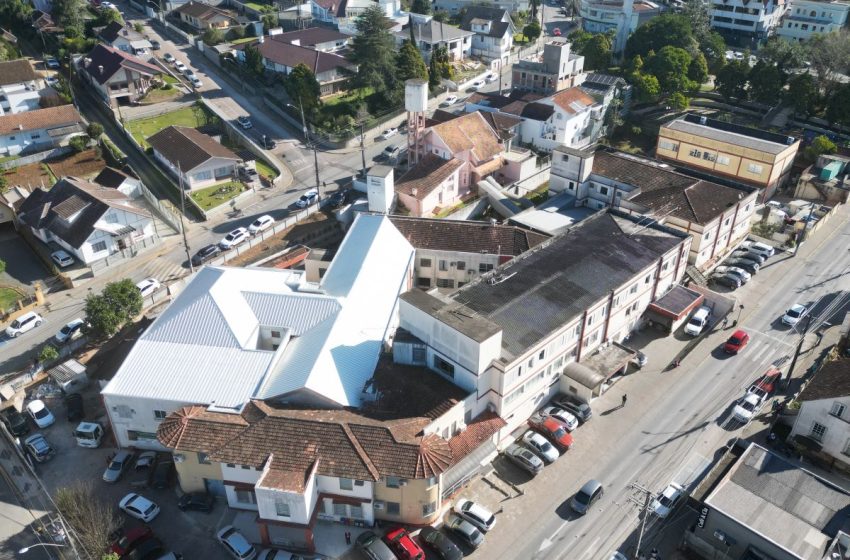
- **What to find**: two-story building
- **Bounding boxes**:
[78,44,160,109]
[400,19,475,62]
[512,40,586,95]
[172,1,239,31]
[97,21,153,56]
[16,176,156,265]
[0,59,44,116]
[147,125,242,190]
[777,0,850,42]
[536,87,601,150]
[0,104,84,156]
[579,0,662,53]
[656,114,800,202]
[549,146,758,270]
[395,209,691,430]
[460,7,514,65]
[710,0,787,46]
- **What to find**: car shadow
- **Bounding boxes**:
[710,347,735,360]
[491,457,536,486]
[554,500,583,521]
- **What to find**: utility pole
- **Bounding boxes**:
[628,482,653,560]
[784,315,813,389]
[177,163,194,273]
[298,97,322,197]
[359,121,367,178]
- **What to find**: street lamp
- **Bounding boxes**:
[19,543,65,554]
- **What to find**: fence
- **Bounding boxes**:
[89,235,160,276]
[0,146,72,170]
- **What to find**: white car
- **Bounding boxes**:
[119,493,161,522]
[237,116,253,129]
[379,127,398,140]
[136,277,161,298]
[684,305,711,337]
[485,73,498,83]
[453,499,496,532]
[51,250,74,268]
[219,227,250,250]
[469,80,485,90]
[190,76,202,89]
[295,189,319,209]
[5,311,43,337]
[649,482,684,518]
[54,318,85,343]
[26,400,56,429]
[217,525,257,559]
[441,94,458,106]
[521,430,560,463]
[733,393,763,423]
[782,303,808,327]
[182,67,195,78]
[540,405,579,431]
[248,215,274,235]
[742,240,775,258]
[174,61,187,72]
[163,53,175,64]
[725,266,751,283]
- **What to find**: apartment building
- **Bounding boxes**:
[656,114,800,201]
[579,0,662,53]
[511,40,586,96]
[710,0,787,46]
[777,0,850,42]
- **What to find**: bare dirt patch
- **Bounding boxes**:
[3,162,52,189]
[47,149,105,179]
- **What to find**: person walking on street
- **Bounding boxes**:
[622,394,628,407]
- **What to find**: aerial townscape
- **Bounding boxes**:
[2,0,850,557]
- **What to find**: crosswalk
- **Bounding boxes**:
[139,256,191,285]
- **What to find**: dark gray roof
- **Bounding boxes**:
[400,290,503,343]
[82,44,161,85]
[442,210,687,359]
[0,59,39,86]
[405,20,474,44]
[584,72,627,87]
[147,126,240,172]
[388,216,549,256]
[93,167,132,189]
[799,357,850,402]
[460,6,513,37]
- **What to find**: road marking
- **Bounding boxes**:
[747,329,796,347]
[538,520,569,552]
[579,536,601,560]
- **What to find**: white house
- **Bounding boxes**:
[0,104,85,156]
[0,59,44,116]
[16,176,156,265]
[147,126,242,190]
[78,44,160,108]
[777,0,850,42]
[92,166,143,198]
[460,7,514,65]
[710,0,787,47]
[789,357,850,466]
[97,21,153,56]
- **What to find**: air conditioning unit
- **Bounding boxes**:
[173,454,185,463]
[373,500,385,510]
[399,480,408,487]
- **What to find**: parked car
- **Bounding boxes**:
[119,493,161,522]
[136,277,161,298]
[260,136,276,150]
[217,526,257,560]
[540,405,579,431]
[554,394,592,423]
[55,318,85,344]
[649,482,684,518]
[743,240,775,259]
[732,249,765,264]
[104,449,135,483]
[150,460,174,489]
[177,491,215,513]
[174,61,187,72]
[504,442,544,475]
[445,515,483,549]
[469,80,485,91]
[418,527,463,560]
[383,527,424,560]
[570,479,604,515]
[749,367,781,397]
[45,57,61,69]
[380,145,401,161]
[163,53,175,64]
[219,227,250,250]
[182,67,195,78]
[129,451,157,488]
[192,244,221,266]
[723,329,750,354]
[125,536,167,560]
[521,430,559,463]
[51,249,74,268]
[684,306,711,336]
[248,215,275,235]
[24,433,55,462]
[355,530,396,560]
[441,95,458,106]
[485,73,498,83]
[782,303,808,327]
[329,189,349,208]
[726,258,759,274]
[237,115,253,129]
[379,127,398,140]
[725,266,751,284]
[189,76,202,89]
[711,273,741,290]
[150,39,160,50]
[528,412,573,451]
[295,189,319,209]
[65,393,84,422]
[6,311,43,338]
[453,499,496,532]
[1,408,30,437]
[733,392,763,423]
[26,399,55,428]
[110,525,154,556]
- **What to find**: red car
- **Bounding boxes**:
[724,329,750,354]
[383,527,424,560]
[110,526,153,556]
[529,413,574,451]
[750,366,781,396]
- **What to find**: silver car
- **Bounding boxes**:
[103,450,135,483]
[504,443,544,475]
[522,430,560,463]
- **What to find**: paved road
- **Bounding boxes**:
[462,209,850,560]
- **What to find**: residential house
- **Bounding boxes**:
[0,185,30,225]
[235,35,355,96]
[93,166,143,198]
[777,0,849,42]
[101,213,416,449]
[395,154,466,217]
[656,113,800,202]
[147,126,242,190]
[512,40,586,96]
[466,90,556,149]
[388,215,549,290]
[0,105,84,156]
[460,7,514,65]
[400,19,475,62]
[549,146,758,270]
[794,154,850,204]
[0,59,44,116]
[710,0,787,47]
[435,0,529,13]
[789,356,850,470]
[265,27,351,52]
[16,176,156,265]
[97,21,153,56]
[579,0,662,53]
[396,209,691,431]
[173,1,239,31]
[78,44,160,108]
[310,0,347,23]
[581,72,631,117]
[313,0,405,30]
[31,10,61,35]
[687,442,850,560]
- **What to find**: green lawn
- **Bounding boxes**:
[127,106,207,148]
[243,1,274,11]
[142,86,181,103]
[255,158,279,180]
[231,36,256,45]
[162,74,180,85]
[514,33,530,45]
[0,154,20,164]
[0,287,23,313]
[189,181,248,210]
[323,87,375,107]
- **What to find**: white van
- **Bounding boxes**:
[684,306,712,336]
[746,241,774,259]
[74,422,104,448]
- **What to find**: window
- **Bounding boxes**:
[339,478,353,490]
[333,502,347,516]
[479,263,494,273]
[197,452,210,464]
[412,346,426,363]
[831,402,847,418]
[235,489,255,504]
[92,240,108,253]
[843,439,850,457]
[154,410,167,421]
[434,355,455,377]
[422,501,437,516]
[629,284,638,294]
[599,186,609,196]
[350,504,363,519]
[420,258,432,267]
[747,163,763,174]
[689,149,702,158]
[387,502,401,515]
[436,278,455,289]
[717,155,730,165]
[417,277,431,288]
[439,260,448,271]
[271,330,281,338]
[456,261,466,271]
[539,350,545,360]
[644,274,652,284]
[658,139,678,151]
[194,170,212,181]
[275,500,291,517]
[811,422,827,442]
[386,476,401,488]
[355,479,365,486]
[241,465,251,470]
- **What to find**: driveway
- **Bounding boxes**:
[0,228,51,290]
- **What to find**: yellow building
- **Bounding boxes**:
[656,114,799,202]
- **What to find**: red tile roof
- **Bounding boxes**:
[389,215,549,256]
[0,104,82,136]
[448,411,506,465]
[395,154,464,200]
[550,87,596,114]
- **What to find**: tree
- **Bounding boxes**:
[69,135,89,153]
[668,91,690,110]
[97,6,124,26]
[787,73,817,116]
[0,0,33,25]
[630,71,660,102]
[84,279,142,338]
[569,30,612,70]
[687,51,709,85]
[243,44,264,77]
[701,31,727,73]
[715,59,749,100]
[0,174,7,194]
[825,83,850,127]
[261,13,277,33]
[760,37,807,71]
[411,0,430,14]
[428,51,441,89]
[39,344,59,364]
[349,6,398,94]
[806,32,850,96]
[397,40,429,84]
[86,122,104,138]
[681,0,710,43]
[523,21,542,42]
[226,26,246,41]
[804,134,837,161]
[432,10,448,22]
[55,482,123,557]
[625,14,696,59]
[52,0,85,37]
[645,46,695,95]
[748,61,783,104]
[202,28,225,46]
[283,64,321,115]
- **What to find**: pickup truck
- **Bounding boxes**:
[128,451,158,489]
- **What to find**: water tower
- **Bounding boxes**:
[405,78,428,168]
